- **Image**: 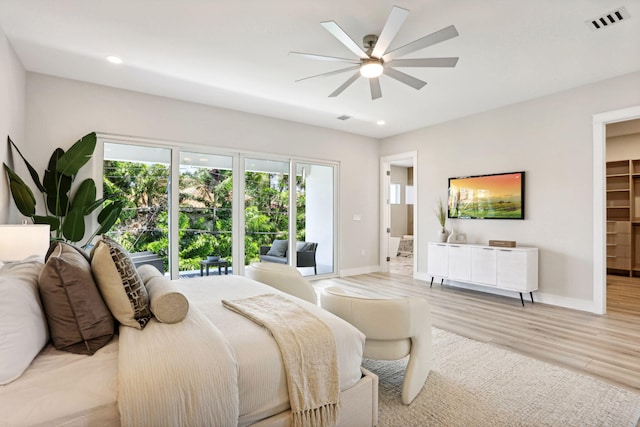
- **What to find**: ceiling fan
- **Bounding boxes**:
[290,6,459,100]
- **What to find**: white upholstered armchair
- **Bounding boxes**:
[245,262,317,304]
[321,286,432,404]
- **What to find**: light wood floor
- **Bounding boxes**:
[314,273,640,393]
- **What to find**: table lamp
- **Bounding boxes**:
[0,224,51,262]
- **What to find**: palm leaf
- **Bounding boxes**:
[61,206,85,242]
[3,163,36,216]
[33,215,60,232]
[96,201,123,235]
[71,179,97,212]
[8,136,46,193]
[56,132,96,177]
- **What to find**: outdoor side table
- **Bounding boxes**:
[200,259,229,276]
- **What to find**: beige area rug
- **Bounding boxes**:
[363,328,640,427]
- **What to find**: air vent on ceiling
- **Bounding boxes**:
[586,6,630,30]
[337,115,351,121]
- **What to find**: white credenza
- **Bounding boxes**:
[427,242,538,306]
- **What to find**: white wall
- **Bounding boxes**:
[0,25,26,224]
[381,71,640,310]
[607,132,640,161]
[20,73,381,273]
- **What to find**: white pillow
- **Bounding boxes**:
[0,257,48,385]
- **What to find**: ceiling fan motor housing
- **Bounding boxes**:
[363,34,379,53]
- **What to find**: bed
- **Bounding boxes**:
[0,242,378,427]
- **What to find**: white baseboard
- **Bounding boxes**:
[423,277,598,313]
[340,265,381,277]
[533,292,597,313]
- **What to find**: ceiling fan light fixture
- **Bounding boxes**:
[360,59,384,78]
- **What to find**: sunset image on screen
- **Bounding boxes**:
[448,172,523,219]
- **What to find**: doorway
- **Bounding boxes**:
[604,117,640,315]
[381,152,417,277]
[593,105,640,314]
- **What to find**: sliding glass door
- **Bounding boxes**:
[102,142,172,275]
[100,138,337,278]
[244,157,290,266]
[295,162,335,275]
[178,152,233,276]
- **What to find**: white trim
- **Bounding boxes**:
[592,105,640,315]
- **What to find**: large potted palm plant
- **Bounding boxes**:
[3,132,122,247]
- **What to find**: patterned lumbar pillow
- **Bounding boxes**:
[39,241,114,354]
[90,236,151,329]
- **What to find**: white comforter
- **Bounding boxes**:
[1,275,365,427]
[176,275,366,426]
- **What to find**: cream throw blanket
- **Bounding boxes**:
[222,294,340,427]
[118,305,239,427]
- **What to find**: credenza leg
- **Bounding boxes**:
[440,278,444,286]
[530,292,534,304]
[430,277,433,288]
[519,292,525,307]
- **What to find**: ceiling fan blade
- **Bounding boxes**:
[289,52,360,64]
[382,25,459,62]
[388,57,459,68]
[295,65,360,83]
[329,72,361,97]
[321,21,370,59]
[369,77,382,100]
[384,67,427,90]
[371,6,410,58]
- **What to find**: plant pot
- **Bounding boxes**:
[438,229,450,242]
[207,255,220,262]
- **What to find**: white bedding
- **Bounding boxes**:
[0,340,119,427]
[0,274,365,427]
[177,275,365,426]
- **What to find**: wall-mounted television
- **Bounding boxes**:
[448,171,525,219]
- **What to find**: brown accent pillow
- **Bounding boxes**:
[38,241,114,354]
[90,236,151,329]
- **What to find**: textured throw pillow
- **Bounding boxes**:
[0,257,48,385]
[39,241,115,354]
[136,264,189,324]
[147,277,189,324]
[90,236,151,329]
[266,239,288,257]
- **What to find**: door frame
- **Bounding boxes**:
[593,104,640,314]
[380,151,418,275]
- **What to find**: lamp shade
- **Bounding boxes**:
[0,224,50,262]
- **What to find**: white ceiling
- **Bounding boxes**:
[0,0,638,139]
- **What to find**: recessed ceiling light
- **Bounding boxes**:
[106,56,123,64]
[376,120,386,126]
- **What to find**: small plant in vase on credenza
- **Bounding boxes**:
[434,199,450,242]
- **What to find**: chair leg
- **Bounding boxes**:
[401,331,433,405]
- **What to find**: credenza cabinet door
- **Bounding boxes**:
[471,247,497,285]
[427,243,449,277]
[496,249,537,291]
[448,245,471,281]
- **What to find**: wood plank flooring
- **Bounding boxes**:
[313,273,640,393]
